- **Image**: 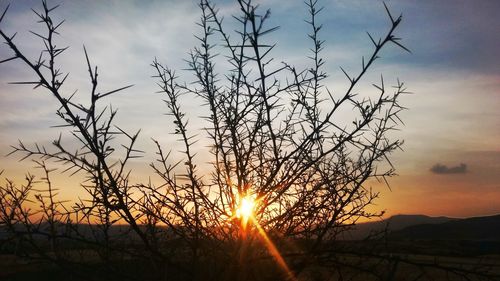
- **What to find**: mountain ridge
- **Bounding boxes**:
[389,214,500,241]
[341,213,500,241]
[341,214,456,240]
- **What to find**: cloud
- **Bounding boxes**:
[430,163,468,175]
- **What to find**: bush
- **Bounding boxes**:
[0,1,451,280]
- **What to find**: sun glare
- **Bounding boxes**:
[236,195,255,222]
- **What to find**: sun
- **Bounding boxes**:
[235,195,256,225]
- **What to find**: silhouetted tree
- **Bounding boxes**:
[1,1,498,281]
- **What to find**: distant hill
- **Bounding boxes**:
[390,214,500,241]
[3,214,499,243]
[341,214,455,240]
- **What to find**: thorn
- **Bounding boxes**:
[54,19,65,30]
[98,84,134,99]
[47,4,60,13]
[366,32,378,47]
[339,66,352,83]
[0,4,10,23]
[9,32,17,41]
[0,56,17,64]
[383,2,395,24]
[83,45,91,70]
[391,39,411,53]
[29,30,48,41]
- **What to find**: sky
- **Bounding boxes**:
[0,0,499,219]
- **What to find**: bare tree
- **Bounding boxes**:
[1,1,498,281]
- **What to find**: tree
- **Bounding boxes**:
[1,1,497,281]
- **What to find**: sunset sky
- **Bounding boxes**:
[0,0,499,219]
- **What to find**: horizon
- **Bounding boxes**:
[1,0,499,220]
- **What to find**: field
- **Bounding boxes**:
[2,240,500,281]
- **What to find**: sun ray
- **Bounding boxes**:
[251,217,297,281]
[231,194,297,280]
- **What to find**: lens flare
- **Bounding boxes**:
[251,217,297,281]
